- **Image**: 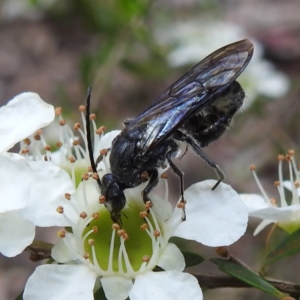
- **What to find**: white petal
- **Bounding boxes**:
[240,193,270,212]
[253,219,274,236]
[51,237,77,263]
[0,212,35,257]
[0,92,54,152]
[171,180,248,246]
[157,243,185,271]
[130,271,203,300]
[20,161,76,226]
[100,276,133,300]
[249,205,300,222]
[0,154,34,212]
[24,264,97,300]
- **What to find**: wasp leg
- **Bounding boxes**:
[166,154,186,221]
[95,147,111,167]
[141,169,159,205]
[185,137,225,190]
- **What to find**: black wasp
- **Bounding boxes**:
[86,39,254,225]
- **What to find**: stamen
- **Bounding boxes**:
[57,230,66,238]
[65,193,71,200]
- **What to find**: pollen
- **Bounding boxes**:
[55,107,62,116]
[80,212,88,219]
[92,213,99,219]
[249,164,256,171]
[142,255,150,262]
[140,223,148,230]
[140,211,148,218]
[82,173,89,181]
[79,105,85,112]
[57,230,66,238]
[89,113,96,121]
[153,230,160,237]
[277,155,285,161]
[99,195,106,204]
[23,138,31,145]
[69,156,76,163]
[56,206,64,214]
[59,119,66,126]
[74,123,81,130]
[64,193,71,200]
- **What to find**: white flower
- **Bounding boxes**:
[155,20,289,107]
[241,151,300,235]
[0,92,60,256]
[22,118,248,299]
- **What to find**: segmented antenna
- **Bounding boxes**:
[85,87,102,188]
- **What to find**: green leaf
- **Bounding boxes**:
[182,251,204,268]
[211,258,286,299]
[263,227,300,267]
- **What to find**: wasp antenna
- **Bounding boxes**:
[85,87,102,187]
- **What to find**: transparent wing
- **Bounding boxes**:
[123,39,253,153]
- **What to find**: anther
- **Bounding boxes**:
[112,223,120,230]
[56,141,62,148]
[286,155,292,161]
[140,171,149,180]
[216,246,229,258]
[160,172,168,179]
[55,107,62,116]
[278,155,285,161]
[23,138,31,145]
[83,253,90,259]
[74,123,80,130]
[80,212,88,219]
[96,126,106,135]
[140,223,148,230]
[117,229,126,237]
[93,226,98,233]
[34,133,41,141]
[82,173,89,181]
[288,149,295,156]
[92,173,99,180]
[140,211,148,218]
[249,164,256,171]
[100,148,108,156]
[177,202,186,209]
[274,181,280,187]
[73,140,79,146]
[142,255,150,262]
[295,181,300,188]
[59,119,66,126]
[56,206,64,214]
[89,113,96,121]
[270,198,277,205]
[88,239,95,246]
[57,230,66,238]
[21,149,29,155]
[79,105,85,112]
[44,145,51,151]
[64,193,71,200]
[92,213,99,219]
[145,201,153,209]
[69,156,76,163]
[153,230,160,237]
[44,156,49,161]
[87,166,93,172]
[99,195,106,204]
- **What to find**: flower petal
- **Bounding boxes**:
[24,264,97,300]
[20,161,76,226]
[0,154,33,212]
[171,180,248,246]
[253,219,275,236]
[100,276,133,300]
[129,271,203,300]
[0,92,54,152]
[51,237,77,263]
[157,243,185,271]
[240,193,270,212]
[0,212,35,257]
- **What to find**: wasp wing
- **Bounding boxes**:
[123,39,253,154]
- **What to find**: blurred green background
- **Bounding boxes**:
[1,0,300,299]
